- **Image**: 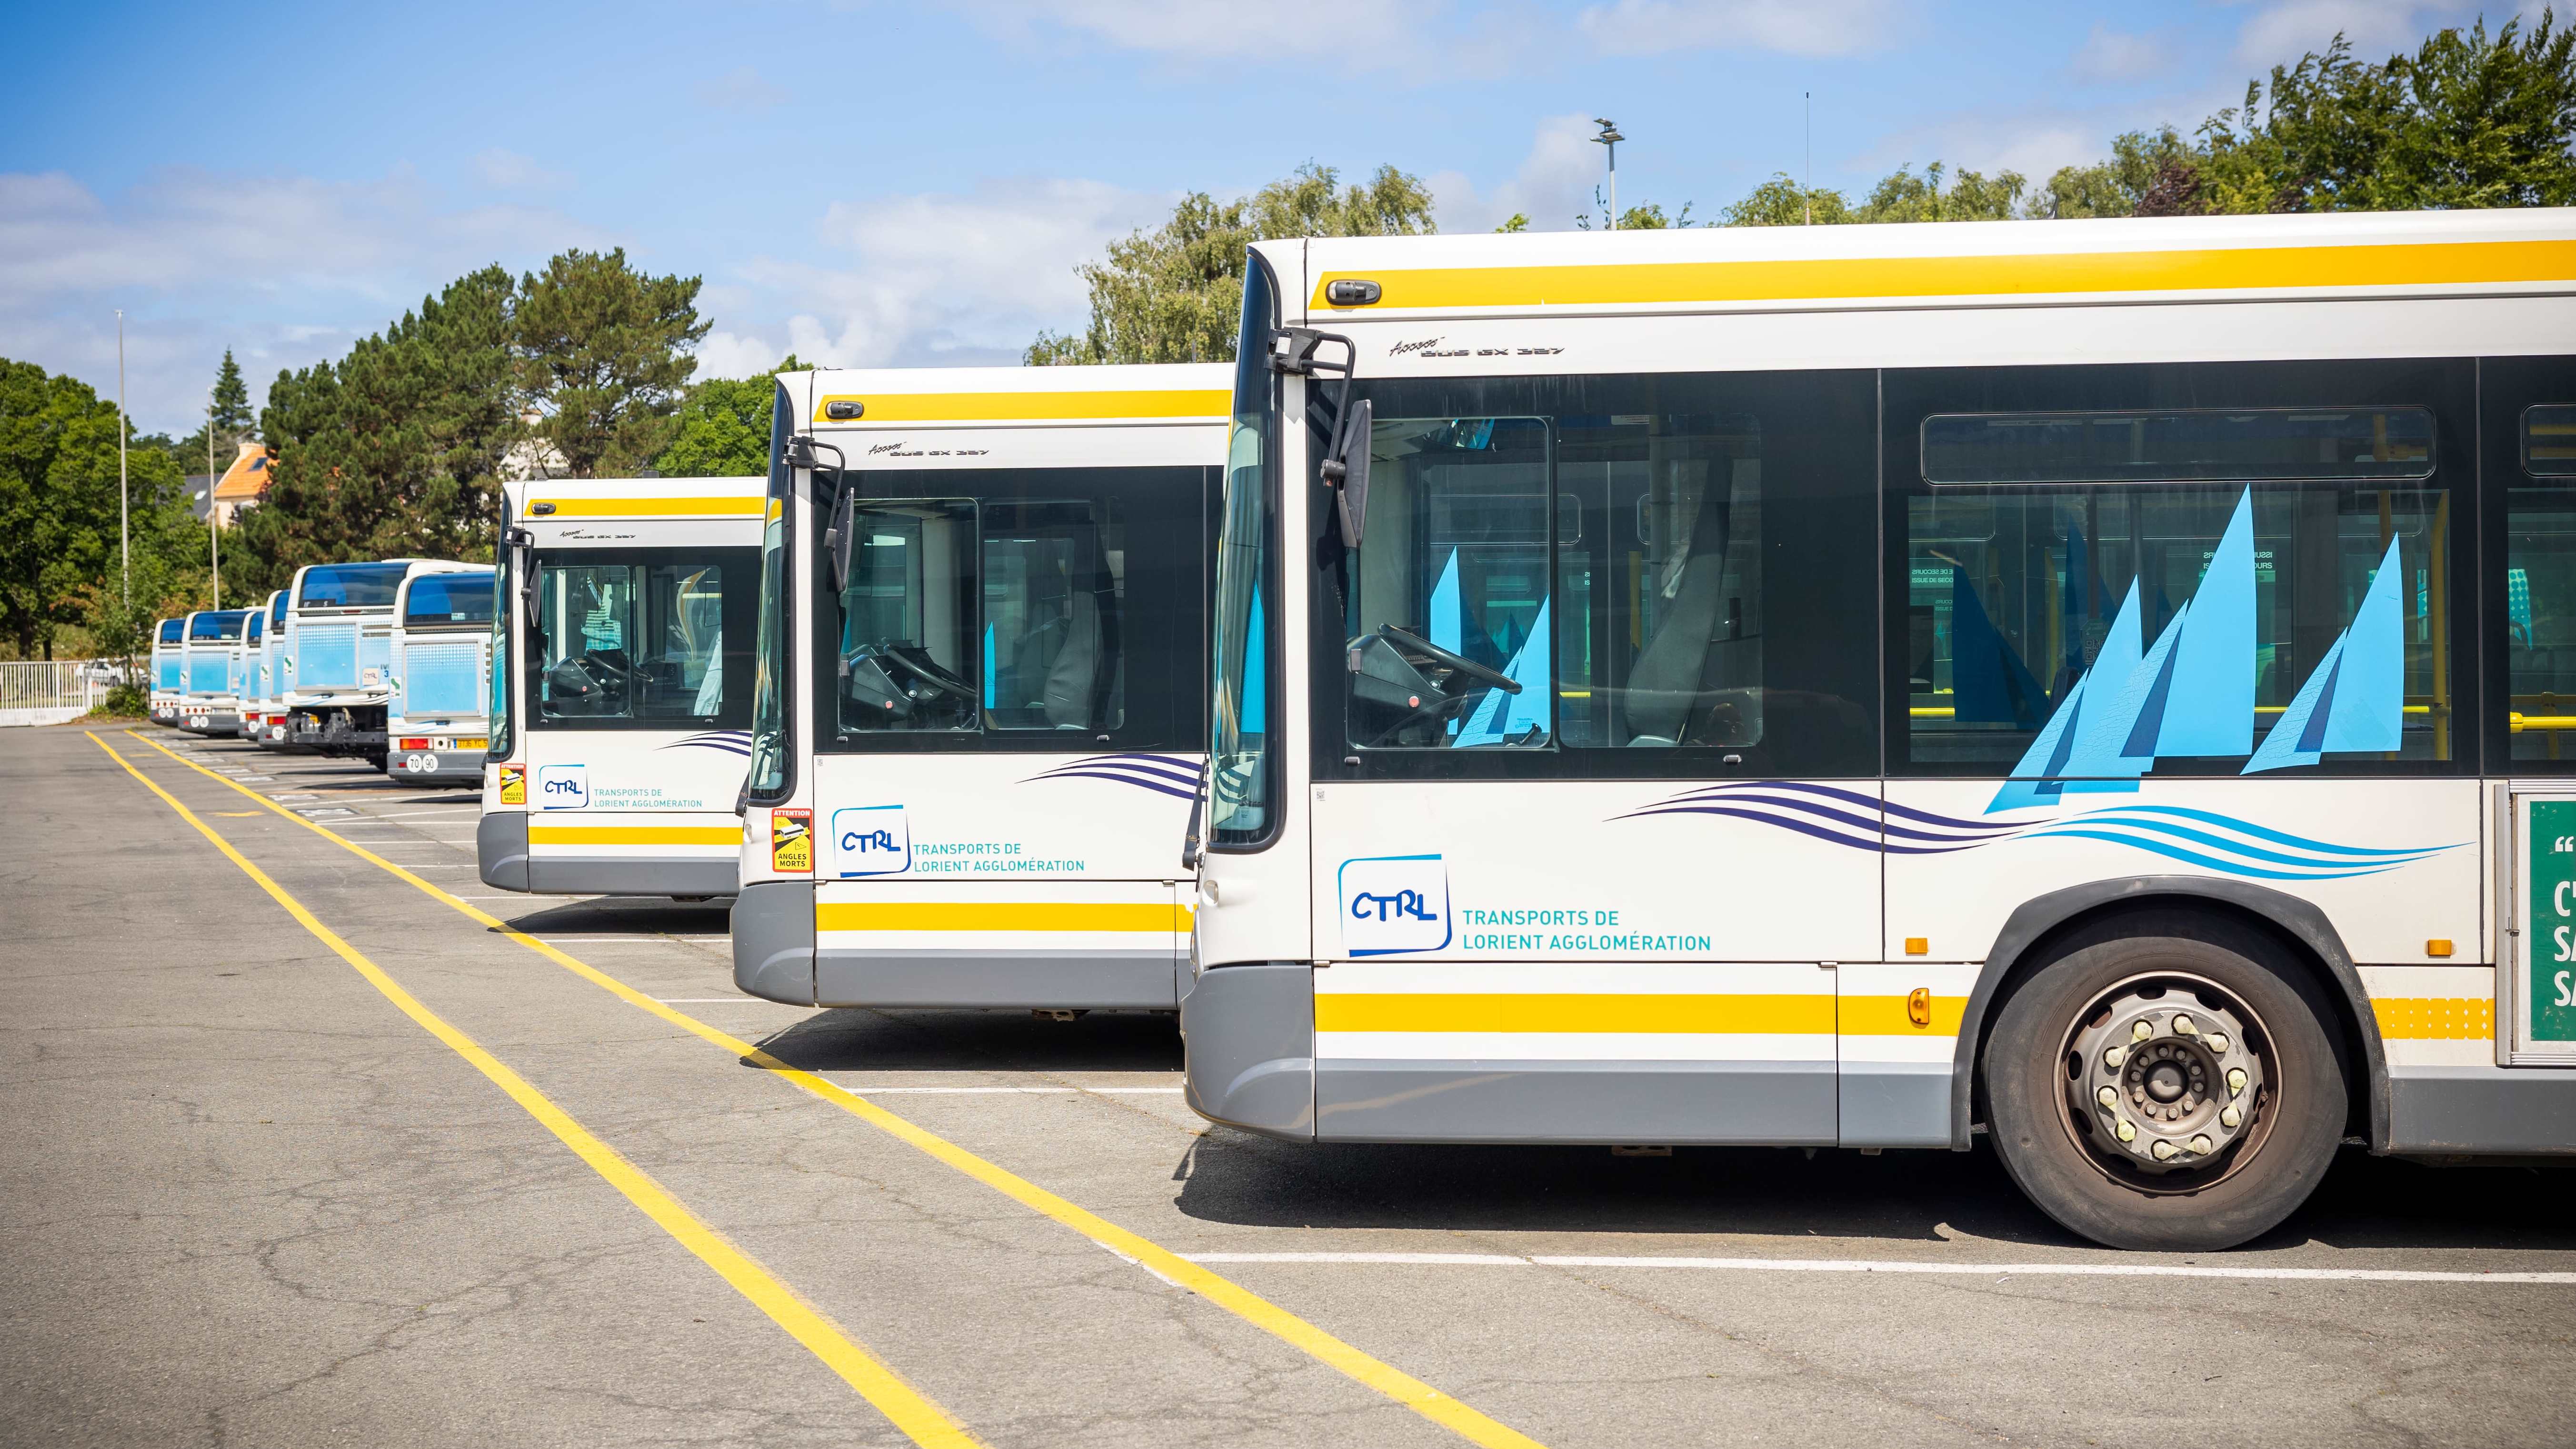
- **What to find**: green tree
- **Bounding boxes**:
[1028,162,1437,366]
[1851,161,2028,223]
[1720,174,1855,227]
[0,358,195,659]
[232,265,519,594]
[515,247,710,477]
[1576,186,1702,230]
[657,354,807,478]
[2033,128,2201,218]
[175,348,259,475]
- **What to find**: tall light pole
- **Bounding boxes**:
[1805,92,1814,225]
[117,310,129,604]
[207,387,220,608]
[1593,118,1622,229]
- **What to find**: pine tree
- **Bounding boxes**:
[514,248,709,477]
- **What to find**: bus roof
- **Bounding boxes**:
[1270,207,2576,316]
[507,474,766,524]
[786,362,1231,433]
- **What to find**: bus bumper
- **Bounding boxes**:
[1181,963,1316,1140]
[477,812,529,892]
[733,880,816,1005]
[386,749,483,784]
[2387,1065,2576,1155]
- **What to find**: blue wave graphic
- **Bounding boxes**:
[659,729,752,759]
[1616,781,2458,880]
[1024,752,1203,800]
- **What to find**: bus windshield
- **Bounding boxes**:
[404,573,496,628]
[1208,259,1276,846]
[299,562,409,609]
[534,549,755,725]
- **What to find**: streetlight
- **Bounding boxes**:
[117,310,128,604]
[206,385,220,608]
[1592,118,1623,230]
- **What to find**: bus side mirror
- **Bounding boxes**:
[1321,397,1371,549]
[825,484,857,596]
[507,528,539,631]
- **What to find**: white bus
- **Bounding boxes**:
[385,563,497,783]
[1184,208,2576,1251]
[244,589,291,746]
[225,607,264,736]
[149,618,183,725]
[730,365,1228,1013]
[283,560,437,765]
[477,477,763,899]
[176,609,250,733]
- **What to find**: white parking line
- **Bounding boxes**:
[1178,1252,2576,1284]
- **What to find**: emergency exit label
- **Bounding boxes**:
[2529,799,2576,1043]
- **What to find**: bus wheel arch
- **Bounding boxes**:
[1952,878,2385,1157]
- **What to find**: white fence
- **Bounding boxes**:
[0,660,124,727]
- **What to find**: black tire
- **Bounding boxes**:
[1984,912,2347,1251]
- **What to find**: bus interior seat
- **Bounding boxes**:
[1042,590,1104,729]
[1619,498,1733,746]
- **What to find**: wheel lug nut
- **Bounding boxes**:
[2188,1134,2214,1154]
[2220,1105,2242,1129]
[2132,1020,2155,1042]
[2227,1068,2248,1096]
[2151,1139,2179,1160]
[2105,1047,2127,1070]
[2173,1014,2198,1037]
[2116,1119,2137,1143]
[2097,1086,2119,1108]
[2207,1032,2230,1054]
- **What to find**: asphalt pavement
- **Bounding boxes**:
[6,719,2575,1448]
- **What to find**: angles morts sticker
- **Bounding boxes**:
[497,764,525,805]
[770,809,813,874]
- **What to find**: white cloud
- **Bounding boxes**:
[471,148,572,190]
[0,166,608,431]
[2226,1,2528,68]
[1426,113,1608,233]
[698,177,1174,375]
[945,0,1450,61]
[694,64,786,111]
[1576,0,1915,59]
[2069,23,2177,82]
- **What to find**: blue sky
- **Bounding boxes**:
[1,0,2537,433]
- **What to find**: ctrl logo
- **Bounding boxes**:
[1337,853,1452,956]
[831,805,911,877]
[536,764,587,809]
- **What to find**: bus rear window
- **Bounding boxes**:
[159,619,183,644]
[300,563,409,608]
[189,611,247,640]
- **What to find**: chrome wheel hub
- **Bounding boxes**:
[2067,983,2264,1176]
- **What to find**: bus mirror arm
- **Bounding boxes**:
[506,527,539,631]
[1269,328,1369,549]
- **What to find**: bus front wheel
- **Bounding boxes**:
[1984,916,2346,1251]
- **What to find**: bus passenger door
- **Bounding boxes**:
[1309,407,1878,1145]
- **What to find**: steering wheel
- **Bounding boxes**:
[1377,624,1520,694]
[882,648,981,702]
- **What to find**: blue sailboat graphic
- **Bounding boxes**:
[1988,490,2406,814]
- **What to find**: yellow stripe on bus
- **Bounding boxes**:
[812,390,1230,424]
[816,901,1189,934]
[528,496,767,517]
[2372,997,2494,1040]
[1315,991,1834,1035]
[528,824,744,846]
[1837,994,1969,1036]
[1312,238,2576,313]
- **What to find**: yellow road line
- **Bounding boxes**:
[129,729,1548,1449]
[817,901,1187,934]
[95,733,979,1449]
